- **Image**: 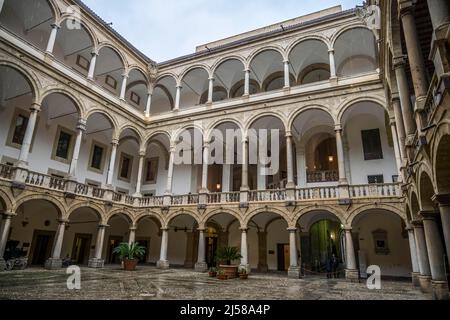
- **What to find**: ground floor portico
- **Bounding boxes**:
[0,266,428,300]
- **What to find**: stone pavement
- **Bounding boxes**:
[0,266,429,300]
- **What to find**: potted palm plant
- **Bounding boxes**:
[113,242,146,271]
[215,246,242,279]
[217,268,228,280]
[239,267,248,280]
[208,267,217,277]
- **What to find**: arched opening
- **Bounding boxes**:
[150,76,176,115]
[125,69,148,112]
[419,172,436,211]
[351,209,411,278]
[435,135,450,194]
[66,207,101,265]
[53,21,95,77]
[143,133,170,196]
[208,121,242,193]
[249,50,286,93]
[135,216,162,264]
[167,214,198,267]
[82,112,115,187]
[289,40,330,85]
[116,128,141,195]
[297,210,343,276]
[8,199,61,267]
[213,59,245,101]
[94,46,125,97]
[341,101,397,185]
[0,65,36,165]
[291,109,336,186]
[248,115,287,190]
[105,213,131,265]
[179,68,209,109]
[0,0,55,51]
[334,28,378,77]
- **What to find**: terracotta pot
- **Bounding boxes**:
[219,265,238,279]
[239,273,248,280]
[209,272,217,277]
[123,259,138,271]
[217,274,228,280]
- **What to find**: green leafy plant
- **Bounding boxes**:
[215,246,242,265]
[113,242,146,261]
[209,267,218,273]
[239,267,247,274]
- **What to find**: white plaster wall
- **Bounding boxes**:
[266,219,289,270]
[136,219,161,263]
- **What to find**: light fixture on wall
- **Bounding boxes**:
[328,156,334,163]
[216,183,221,191]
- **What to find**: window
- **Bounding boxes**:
[144,158,159,184]
[392,175,399,183]
[372,229,390,255]
[118,153,133,181]
[52,126,75,163]
[105,75,117,89]
[130,91,141,105]
[368,175,384,184]
[76,55,90,71]
[361,129,383,160]
[7,109,39,150]
[88,141,107,173]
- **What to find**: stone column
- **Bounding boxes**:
[119,73,129,100]
[283,60,290,88]
[134,151,145,197]
[393,56,417,138]
[207,77,214,103]
[407,226,421,286]
[45,23,60,54]
[426,0,450,31]
[257,231,268,272]
[412,220,432,293]
[165,146,176,195]
[17,103,40,167]
[87,51,98,80]
[433,194,450,268]
[285,133,295,188]
[0,213,13,270]
[392,95,407,160]
[127,227,136,245]
[195,229,207,272]
[240,137,249,203]
[399,2,429,128]
[390,118,403,176]
[244,69,250,96]
[288,228,301,278]
[421,212,449,300]
[68,119,86,179]
[240,228,250,273]
[157,228,169,269]
[344,228,359,281]
[45,220,68,269]
[328,49,337,79]
[200,142,209,193]
[145,88,153,117]
[335,125,348,184]
[88,224,107,268]
[106,139,119,187]
[174,85,182,110]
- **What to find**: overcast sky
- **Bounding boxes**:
[82,0,362,62]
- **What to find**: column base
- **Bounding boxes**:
[345,269,359,282]
[411,272,421,287]
[194,262,208,272]
[418,275,432,293]
[0,258,6,271]
[88,258,104,268]
[431,280,449,300]
[157,260,170,269]
[288,266,302,279]
[239,264,250,274]
[44,258,62,269]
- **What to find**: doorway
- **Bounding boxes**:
[71,233,92,265]
[29,230,55,266]
[136,238,150,263]
[277,243,290,271]
[106,236,123,264]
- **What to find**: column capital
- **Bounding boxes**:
[208,77,215,81]
[389,117,397,126]
[283,59,290,64]
[129,227,137,232]
[98,224,109,229]
[287,227,297,232]
[161,227,170,232]
[50,23,61,29]
[111,138,119,146]
[240,227,248,232]
[197,228,206,232]
[1,212,15,218]
[391,92,401,102]
[91,50,99,57]
[139,150,146,157]
[419,210,439,220]
[285,131,293,138]
[30,103,41,112]
[58,219,70,225]
[432,193,450,206]
[241,137,248,143]
[393,55,408,69]
[343,227,353,232]
[334,124,343,132]
[398,0,416,17]
[328,48,335,54]
[243,68,250,73]
[411,219,424,227]
[76,119,87,131]
[121,73,129,79]
[176,85,183,89]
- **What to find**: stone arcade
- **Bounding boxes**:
[0,0,449,300]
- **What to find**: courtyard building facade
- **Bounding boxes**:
[0,0,448,300]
